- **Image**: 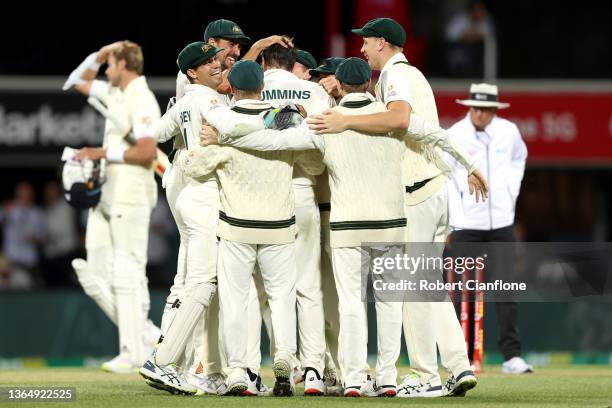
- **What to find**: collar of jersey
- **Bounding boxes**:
[264,68,299,81]
[123,76,148,96]
[233,99,273,109]
[184,83,221,97]
[338,92,375,107]
[380,52,408,76]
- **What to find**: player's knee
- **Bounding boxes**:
[185,281,217,308]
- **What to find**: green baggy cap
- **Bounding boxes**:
[227,60,264,91]
[178,41,224,74]
[351,17,406,47]
[204,19,252,43]
[296,49,317,70]
[309,57,346,78]
[335,57,372,85]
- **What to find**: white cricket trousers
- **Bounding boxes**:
[331,246,403,388]
[160,164,222,373]
[403,185,471,385]
[321,220,341,374]
[85,200,151,365]
[294,186,326,373]
[218,240,297,370]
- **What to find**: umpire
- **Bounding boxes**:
[448,83,532,374]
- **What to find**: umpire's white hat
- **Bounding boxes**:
[455,83,510,109]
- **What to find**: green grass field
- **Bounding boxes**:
[1,365,611,407]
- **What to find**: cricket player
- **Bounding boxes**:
[308,55,346,388]
[139,42,263,396]
[258,41,336,392]
[292,49,317,80]
[165,19,286,393]
[203,57,408,397]
[63,41,161,373]
[182,60,325,396]
[307,17,488,397]
[176,19,293,97]
[309,57,346,101]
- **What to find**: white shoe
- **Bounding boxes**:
[397,372,442,398]
[343,385,361,397]
[361,375,377,397]
[272,359,295,396]
[226,368,248,396]
[101,353,138,374]
[502,357,533,374]
[186,372,227,396]
[139,359,196,395]
[303,367,326,396]
[362,374,397,397]
[245,368,269,396]
[443,370,477,397]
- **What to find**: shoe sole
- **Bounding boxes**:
[227,384,248,396]
[101,365,137,374]
[447,378,477,397]
[344,390,361,397]
[139,371,196,396]
[304,388,324,396]
[272,361,294,397]
[378,390,397,397]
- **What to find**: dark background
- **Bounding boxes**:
[2,0,611,78]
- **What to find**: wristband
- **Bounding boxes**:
[106,146,126,163]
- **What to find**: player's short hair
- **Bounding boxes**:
[112,40,144,74]
[261,39,296,71]
[339,81,369,94]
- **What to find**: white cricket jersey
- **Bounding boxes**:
[262,68,335,187]
[376,53,447,205]
[183,99,324,244]
[221,93,407,248]
[89,76,160,207]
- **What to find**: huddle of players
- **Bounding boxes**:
[66,17,489,398]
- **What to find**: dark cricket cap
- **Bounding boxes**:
[295,49,317,70]
[335,57,372,85]
[227,60,264,91]
[309,57,346,77]
[351,17,406,47]
[204,19,252,44]
[178,41,224,74]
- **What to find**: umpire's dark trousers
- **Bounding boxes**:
[451,225,522,361]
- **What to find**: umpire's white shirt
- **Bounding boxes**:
[448,114,527,230]
[90,76,160,208]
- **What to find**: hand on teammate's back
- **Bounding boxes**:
[200,124,220,146]
[307,110,347,134]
